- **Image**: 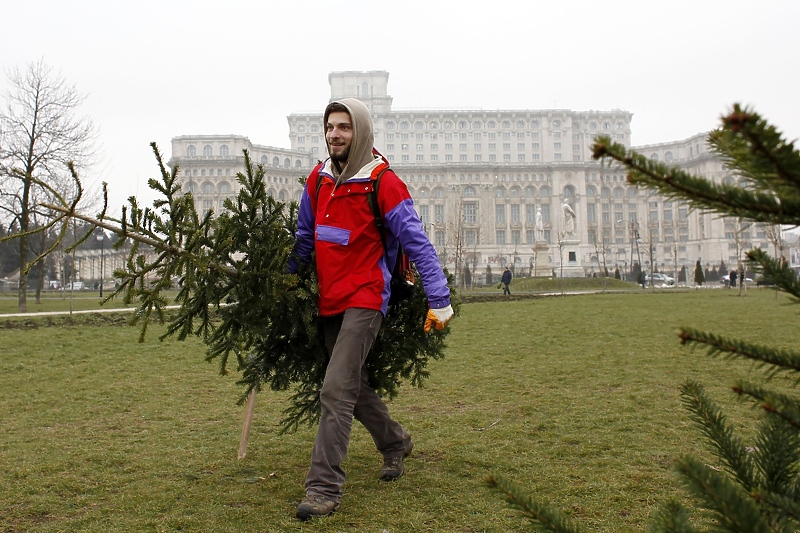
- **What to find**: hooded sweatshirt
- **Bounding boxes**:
[291,98,451,316]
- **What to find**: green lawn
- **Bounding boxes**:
[0,289,794,532]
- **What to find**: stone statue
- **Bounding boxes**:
[561,200,576,236]
[535,208,544,241]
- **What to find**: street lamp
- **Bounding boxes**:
[97,232,104,298]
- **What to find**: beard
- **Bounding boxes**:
[329,144,350,163]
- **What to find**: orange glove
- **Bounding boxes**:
[424,305,454,333]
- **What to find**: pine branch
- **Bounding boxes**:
[680,380,757,491]
[679,327,800,376]
[487,474,582,533]
[649,500,699,533]
[592,131,800,229]
[675,456,772,532]
[747,248,800,302]
[733,381,800,430]
[752,415,800,501]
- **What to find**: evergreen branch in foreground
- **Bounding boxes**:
[487,475,582,533]
[591,127,800,227]
[680,380,756,492]
[649,499,699,533]
[679,327,800,376]
[675,456,772,533]
[733,381,800,430]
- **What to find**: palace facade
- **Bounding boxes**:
[168,71,774,281]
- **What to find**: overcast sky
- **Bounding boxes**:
[3,0,799,214]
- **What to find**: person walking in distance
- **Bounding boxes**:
[501,266,513,296]
[289,98,453,520]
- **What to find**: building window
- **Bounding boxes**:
[463,203,477,223]
[418,204,429,225]
[496,229,506,245]
[496,204,505,224]
[512,229,520,245]
[203,145,213,157]
[187,145,196,157]
[435,204,444,223]
[511,204,520,223]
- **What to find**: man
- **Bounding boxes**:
[501,266,512,295]
[289,98,453,520]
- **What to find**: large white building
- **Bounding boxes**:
[169,71,775,280]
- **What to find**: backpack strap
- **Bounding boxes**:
[366,169,389,256]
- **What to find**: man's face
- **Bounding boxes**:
[326,111,353,163]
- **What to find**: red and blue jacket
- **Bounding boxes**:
[291,154,450,317]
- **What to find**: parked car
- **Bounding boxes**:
[720,274,754,285]
[644,273,675,286]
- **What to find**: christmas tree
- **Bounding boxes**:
[33,145,457,433]
[489,105,800,532]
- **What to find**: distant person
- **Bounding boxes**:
[729,269,738,288]
[501,267,512,295]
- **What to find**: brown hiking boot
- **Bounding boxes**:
[296,493,339,520]
[380,437,414,481]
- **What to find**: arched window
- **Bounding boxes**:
[664,151,673,162]
[613,187,624,198]
[261,155,267,165]
[361,81,369,97]
[310,124,319,133]
[419,188,430,198]
[298,125,306,133]
[187,145,196,157]
[651,153,659,161]
[386,121,396,130]
[414,121,424,129]
[219,182,231,194]
[586,185,597,197]
[516,120,526,129]
[627,187,637,198]
[458,120,468,129]
[267,188,276,198]
[530,120,540,128]
[540,186,550,197]
[272,156,279,166]
[472,120,483,129]
[501,120,511,129]
[510,187,520,198]
[429,120,439,129]
[295,159,302,168]
[495,187,505,198]
[400,121,410,129]
[284,158,290,168]
[487,120,497,128]
[433,187,445,198]
[563,185,576,197]
[590,122,598,131]
[464,186,476,197]
[203,145,213,157]
[202,182,214,194]
[552,119,562,128]
[601,187,611,198]
[219,145,229,156]
[443,121,454,130]
[524,186,536,197]
[278,190,287,201]
[185,182,196,193]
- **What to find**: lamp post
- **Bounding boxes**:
[97,232,104,298]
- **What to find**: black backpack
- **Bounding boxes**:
[314,169,416,304]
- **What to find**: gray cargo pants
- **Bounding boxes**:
[304,308,409,502]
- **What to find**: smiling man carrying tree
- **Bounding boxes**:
[289,98,453,520]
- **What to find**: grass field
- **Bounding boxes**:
[1,288,795,532]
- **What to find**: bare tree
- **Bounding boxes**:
[0,59,96,311]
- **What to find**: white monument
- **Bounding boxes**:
[559,199,585,277]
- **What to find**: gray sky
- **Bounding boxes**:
[3,0,799,214]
